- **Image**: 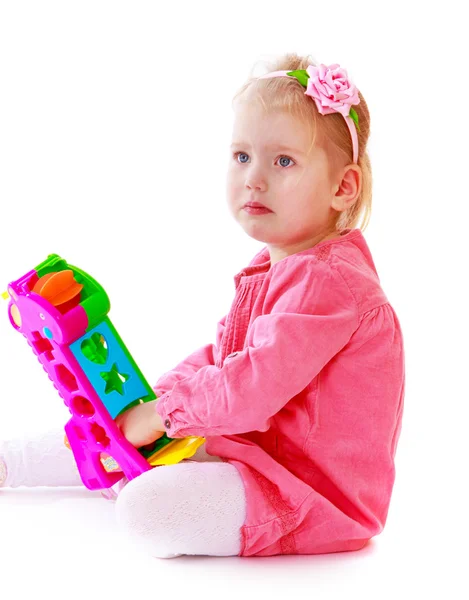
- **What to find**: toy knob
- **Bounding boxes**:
[33,270,83,313]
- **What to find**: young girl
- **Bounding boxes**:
[0,53,405,559]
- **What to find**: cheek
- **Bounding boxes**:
[225,181,237,213]
[227,166,239,185]
[226,171,242,198]
[225,180,235,201]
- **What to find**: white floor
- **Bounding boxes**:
[0,474,462,600]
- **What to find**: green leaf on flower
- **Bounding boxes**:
[349,107,360,132]
[286,69,309,87]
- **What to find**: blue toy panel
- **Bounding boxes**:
[70,320,148,419]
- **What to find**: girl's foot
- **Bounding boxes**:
[0,429,83,488]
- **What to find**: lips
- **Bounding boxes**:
[244,201,270,210]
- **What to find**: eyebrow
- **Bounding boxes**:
[230,142,306,155]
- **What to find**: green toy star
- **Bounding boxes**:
[101,363,129,395]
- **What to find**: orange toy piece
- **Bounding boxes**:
[32,270,83,313]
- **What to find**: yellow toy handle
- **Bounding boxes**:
[147,437,206,466]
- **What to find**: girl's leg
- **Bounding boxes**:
[114,460,247,558]
[0,426,224,492]
[0,427,83,488]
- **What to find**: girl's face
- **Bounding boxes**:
[226,101,343,265]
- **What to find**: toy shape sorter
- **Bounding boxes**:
[2,254,204,490]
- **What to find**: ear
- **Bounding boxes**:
[331,165,362,212]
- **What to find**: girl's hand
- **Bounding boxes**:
[115,399,167,448]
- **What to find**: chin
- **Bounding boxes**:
[235,210,283,243]
[239,225,282,245]
[245,231,269,243]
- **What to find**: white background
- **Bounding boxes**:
[0,1,467,598]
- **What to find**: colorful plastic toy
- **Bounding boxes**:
[3,254,204,490]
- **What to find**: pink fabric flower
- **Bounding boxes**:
[305,63,360,118]
[258,63,361,163]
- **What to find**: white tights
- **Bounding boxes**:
[0,429,247,558]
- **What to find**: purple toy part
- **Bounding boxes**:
[7,271,152,490]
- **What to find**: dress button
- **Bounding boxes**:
[164,419,171,429]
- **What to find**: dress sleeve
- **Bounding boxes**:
[155,257,359,438]
[152,313,227,398]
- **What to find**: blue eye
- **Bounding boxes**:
[278,156,293,168]
[235,152,249,164]
[233,152,295,168]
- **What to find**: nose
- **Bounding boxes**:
[245,172,267,192]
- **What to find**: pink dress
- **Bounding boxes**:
[154,228,405,557]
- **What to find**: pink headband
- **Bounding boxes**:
[258,63,360,164]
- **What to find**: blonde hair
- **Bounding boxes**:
[232,53,372,233]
